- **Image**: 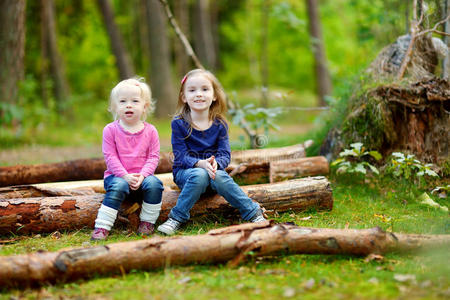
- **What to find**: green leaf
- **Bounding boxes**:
[354,163,366,174]
[368,151,382,160]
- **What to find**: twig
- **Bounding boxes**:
[158,0,257,147]
[396,0,448,79]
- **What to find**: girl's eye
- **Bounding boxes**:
[203,88,209,91]
[119,100,126,103]
[189,89,195,92]
[133,99,139,103]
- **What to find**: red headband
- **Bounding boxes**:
[181,75,188,85]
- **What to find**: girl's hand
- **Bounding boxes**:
[122,174,138,186]
[196,157,216,179]
[129,173,144,190]
[207,156,217,172]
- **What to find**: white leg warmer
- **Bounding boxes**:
[94,204,118,230]
[140,202,162,224]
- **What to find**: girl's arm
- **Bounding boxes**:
[172,120,200,168]
[140,126,160,177]
[214,124,231,169]
[102,125,128,178]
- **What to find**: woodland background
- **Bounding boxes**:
[1,0,447,156]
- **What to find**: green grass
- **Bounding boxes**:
[1,179,448,299]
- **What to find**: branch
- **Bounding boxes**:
[158,0,257,147]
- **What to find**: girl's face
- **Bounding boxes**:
[182,74,215,113]
[114,85,147,125]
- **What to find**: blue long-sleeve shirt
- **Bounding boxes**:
[171,117,231,176]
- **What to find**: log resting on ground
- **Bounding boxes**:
[0,177,332,235]
[0,156,330,199]
[0,142,312,187]
[0,221,448,288]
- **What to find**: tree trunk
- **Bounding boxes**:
[97,0,135,80]
[0,222,448,288]
[174,0,190,77]
[0,142,311,187]
[0,156,329,199]
[193,0,217,70]
[0,0,26,107]
[269,156,329,183]
[146,0,176,118]
[41,0,71,113]
[0,177,332,235]
[443,0,449,80]
[260,0,270,107]
[305,0,332,107]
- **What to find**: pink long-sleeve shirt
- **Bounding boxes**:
[102,120,160,179]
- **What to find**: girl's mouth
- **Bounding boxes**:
[125,111,134,116]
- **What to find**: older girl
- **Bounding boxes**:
[157,69,265,235]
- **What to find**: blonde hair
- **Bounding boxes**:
[175,69,228,135]
[108,77,154,120]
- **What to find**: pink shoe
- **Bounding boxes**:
[91,228,109,240]
[137,221,155,235]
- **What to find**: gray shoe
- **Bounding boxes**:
[250,210,267,223]
[157,218,182,235]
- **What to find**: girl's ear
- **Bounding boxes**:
[181,93,187,103]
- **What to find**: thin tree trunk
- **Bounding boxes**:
[193,0,216,70]
[305,0,332,107]
[0,142,311,187]
[443,0,449,79]
[174,0,190,77]
[41,0,70,113]
[210,0,220,70]
[0,222,448,288]
[0,0,26,108]
[0,156,329,199]
[260,0,270,107]
[0,177,332,235]
[97,0,135,80]
[146,0,176,118]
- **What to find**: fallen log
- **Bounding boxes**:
[0,222,448,288]
[0,177,332,235]
[0,156,329,199]
[269,156,329,183]
[0,142,311,187]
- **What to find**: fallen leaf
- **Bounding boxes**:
[50,231,61,240]
[303,278,315,290]
[368,277,379,284]
[178,276,191,284]
[283,287,296,298]
[299,216,312,221]
[394,274,416,284]
[364,253,385,263]
[418,193,448,212]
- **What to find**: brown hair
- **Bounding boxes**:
[174,69,228,136]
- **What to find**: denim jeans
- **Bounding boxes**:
[102,175,164,210]
[169,168,260,223]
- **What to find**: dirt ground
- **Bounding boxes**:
[0,124,315,166]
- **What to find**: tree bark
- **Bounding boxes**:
[97,0,135,80]
[174,0,190,77]
[193,0,217,70]
[0,0,26,107]
[269,156,329,183]
[305,0,332,107]
[145,0,177,118]
[260,0,270,107]
[0,222,448,288]
[0,142,311,187]
[0,177,332,235]
[443,0,449,79]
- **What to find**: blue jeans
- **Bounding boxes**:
[102,175,164,210]
[169,168,260,223]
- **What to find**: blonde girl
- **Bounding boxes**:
[92,78,163,240]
